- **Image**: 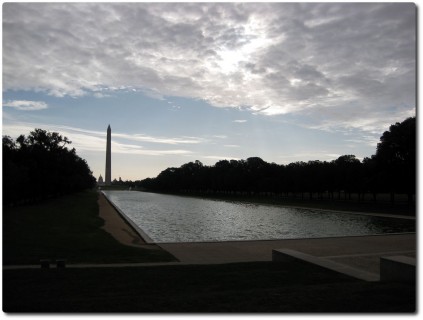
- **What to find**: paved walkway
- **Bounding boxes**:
[159,233,416,275]
[4,233,415,277]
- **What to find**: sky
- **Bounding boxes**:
[2,2,416,181]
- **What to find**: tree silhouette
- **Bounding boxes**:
[138,117,415,208]
[3,129,96,205]
[375,117,416,203]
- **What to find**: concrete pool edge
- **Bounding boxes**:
[288,207,415,220]
[101,191,155,244]
[153,231,416,245]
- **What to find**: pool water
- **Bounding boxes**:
[102,191,415,243]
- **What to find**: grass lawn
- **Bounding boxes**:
[3,261,415,312]
[2,190,175,265]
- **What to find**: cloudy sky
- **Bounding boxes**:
[2,2,416,181]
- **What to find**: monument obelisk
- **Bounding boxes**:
[105,124,112,185]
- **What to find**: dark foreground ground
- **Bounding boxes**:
[2,191,175,265]
[3,191,416,313]
[3,261,415,313]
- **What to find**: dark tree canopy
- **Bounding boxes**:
[3,129,96,205]
[139,117,416,205]
[376,117,416,167]
[374,117,416,197]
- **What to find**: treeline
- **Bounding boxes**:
[3,129,96,205]
[140,117,416,204]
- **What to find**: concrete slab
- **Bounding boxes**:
[325,250,415,274]
[158,233,416,276]
[380,255,416,282]
[4,234,415,275]
[272,249,379,281]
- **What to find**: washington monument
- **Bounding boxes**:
[105,124,111,185]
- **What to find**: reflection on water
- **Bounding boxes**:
[103,191,415,243]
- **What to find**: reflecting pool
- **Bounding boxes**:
[102,191,415,243]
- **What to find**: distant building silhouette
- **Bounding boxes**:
[97,174,104,186]
[105,125,111,185]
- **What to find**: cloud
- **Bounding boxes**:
[3,3,415,134]
[278,153,342,164]
[113,132,205,145]
[110,141,193,156]
[3,100,48,111]
[1,122,197,156]
[202,155,240,161]
[233,120,247,123]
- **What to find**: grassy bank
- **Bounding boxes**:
[3,262,415,312]
[3,190,175,265]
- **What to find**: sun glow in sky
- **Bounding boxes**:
[2,2,416,181]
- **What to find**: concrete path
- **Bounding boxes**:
[159,233,416,275]
[4,233,416,277]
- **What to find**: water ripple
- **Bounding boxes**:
[103,191,415,243]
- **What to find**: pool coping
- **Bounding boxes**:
[288,206,415,220]
[101,191,155,243]
[154,232,416,245]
